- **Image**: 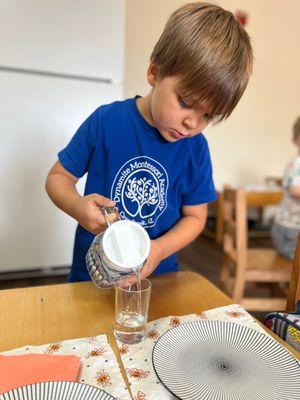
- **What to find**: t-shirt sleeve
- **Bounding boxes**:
[181,135,217,205]
[284,157,300,188]
[58,109,100,178]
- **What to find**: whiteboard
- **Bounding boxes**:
[0,0,124,81]
[0,72,123,272]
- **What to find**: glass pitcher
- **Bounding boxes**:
[86,206,150,288]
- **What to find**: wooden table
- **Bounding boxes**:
[0,271,298,370]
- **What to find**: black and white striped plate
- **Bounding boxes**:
[0,381,116,400]
[152,320,300,400]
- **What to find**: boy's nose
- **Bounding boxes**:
[182,116,198,131]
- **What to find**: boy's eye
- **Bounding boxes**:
[204,113,212,121]
[177,95,192,109]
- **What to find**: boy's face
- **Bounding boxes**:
[293,134,300,150]
[146,64,213,142]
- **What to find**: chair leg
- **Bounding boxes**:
[220,260,230,286]
[232,272,246,303]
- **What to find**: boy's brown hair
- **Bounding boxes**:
[151,2,253,121]
[293,117,300,140]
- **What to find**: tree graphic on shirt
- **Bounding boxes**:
[125,177,158,218]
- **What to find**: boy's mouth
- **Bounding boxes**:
[170,129,187,139]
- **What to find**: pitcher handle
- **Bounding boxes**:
[100,206,119,227]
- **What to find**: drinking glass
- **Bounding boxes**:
[114,278,151,344]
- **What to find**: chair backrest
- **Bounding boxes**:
[245,190,283,208]
[286,234,300,312]
[222,188,247,271]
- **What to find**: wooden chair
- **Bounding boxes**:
[286,234,300,312]
[220,187,293,311]
[247,190,283,239]
[204,188,283,244]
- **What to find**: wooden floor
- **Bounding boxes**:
[0,234,273,320]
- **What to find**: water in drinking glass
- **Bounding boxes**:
[115,310,147,344]
[114,277,151,344]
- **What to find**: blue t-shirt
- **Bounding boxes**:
[58,97,217,281]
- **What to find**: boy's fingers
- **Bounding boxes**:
[92,194,115,207]
[117,275,137,288]
[92,214,108,230]
[140,265,151,279]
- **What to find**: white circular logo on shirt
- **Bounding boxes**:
[111,156,168,228]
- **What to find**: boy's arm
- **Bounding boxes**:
[288,159,300,198]
[45,160,114,234]
[140,203,207,279]
[289,185,300,198]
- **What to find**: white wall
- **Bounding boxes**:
[1,0,124,81]
[125,0,300,188]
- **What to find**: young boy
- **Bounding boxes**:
[46,2,253,282]
[271,116,300,260]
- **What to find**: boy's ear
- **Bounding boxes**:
[147,62,160,87]
[293,135,300,147]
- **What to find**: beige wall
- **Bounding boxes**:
[125,0,300,188]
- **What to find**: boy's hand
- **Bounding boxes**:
[72,194,115,235]
[119,240,163,287]
[139,239,163,279]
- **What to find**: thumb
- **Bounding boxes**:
[92,194,115,207]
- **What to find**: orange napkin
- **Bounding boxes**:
[0,354,81,394]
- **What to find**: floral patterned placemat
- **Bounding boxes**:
[115,304,268,400]
[1,334,131,400]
